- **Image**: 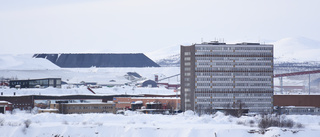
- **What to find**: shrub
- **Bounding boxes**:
[249,120,255,125]
[94,122,103,126]
[280,119,294,128]
[258,114,299,131]
[296,123,305,128]
[62,120,69,125]
[236,121,245,125]
[24,119,31,128]
[0,118,4,126]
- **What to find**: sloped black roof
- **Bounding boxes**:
[127,72,142,78]
[33,53,160,68]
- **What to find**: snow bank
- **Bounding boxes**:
[0,111,319,137]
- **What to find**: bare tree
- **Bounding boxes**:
[223,100,246,117]
[153,99,162,109]
[233,100,246,117]
[166,101,176,113]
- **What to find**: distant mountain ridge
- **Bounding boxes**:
[153,37,320,73]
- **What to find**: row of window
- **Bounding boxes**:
[196,62,273,66]
[195,88,273,92]
[195,57,273,61]
[196,98,272,102]
[195,67,273,71]
[195,103,272,108]
[196,83,272,87]
[195,93,273,97]
[183,52,193,110]
[195,46,273,51]
[184,52,191,56]
[11,80,61,86]
[67,106,113,110]
[185,62,191,66]
[196,78,272,81]
[195,52,273,56]
[196,72,273,76]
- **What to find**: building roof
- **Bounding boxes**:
[0,101,11,105]
[33,53,160,68]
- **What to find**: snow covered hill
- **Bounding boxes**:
[155,54,180,67]
[274,37,320,62]
[1,37,320,69]
[1,36,320,88]
[0,54,59,70]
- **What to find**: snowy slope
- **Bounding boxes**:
[274,37,320,62]
[0,111,319,137]
[2,37,320,69]
[145,44,180,61]
[0,54,59,70]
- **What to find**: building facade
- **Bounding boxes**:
[181,41,274,114]
[50,102,116,114]
[113,97,181,111]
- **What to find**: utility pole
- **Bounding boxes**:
[309,74,311,95]
[280,77,283,94]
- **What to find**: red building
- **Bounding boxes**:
[0,101,12,114]
[113,97,180,111]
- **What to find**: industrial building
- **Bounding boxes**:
[9,78,61,88]
[50,101,116,114]
[180,41,274,114]
[274,95,320,115]
[113,97,181,111]
[33,53,160,68]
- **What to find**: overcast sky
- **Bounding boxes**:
[0,0,319,54]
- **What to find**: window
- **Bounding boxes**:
[185,62,191,66]
[56,80,61,85]
[184,72,191,76]
[184,67,191,71]
[49,80,54,85]
[184,52,191,56]
[184,57,191,61]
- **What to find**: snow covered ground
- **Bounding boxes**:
[0,54,180,85]
[0,86,177,96]
[0,111,319,137]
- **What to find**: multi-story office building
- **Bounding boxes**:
[181,41,273,114]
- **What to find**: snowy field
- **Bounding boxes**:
[0,86,177,96]
[0,111,319,137]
